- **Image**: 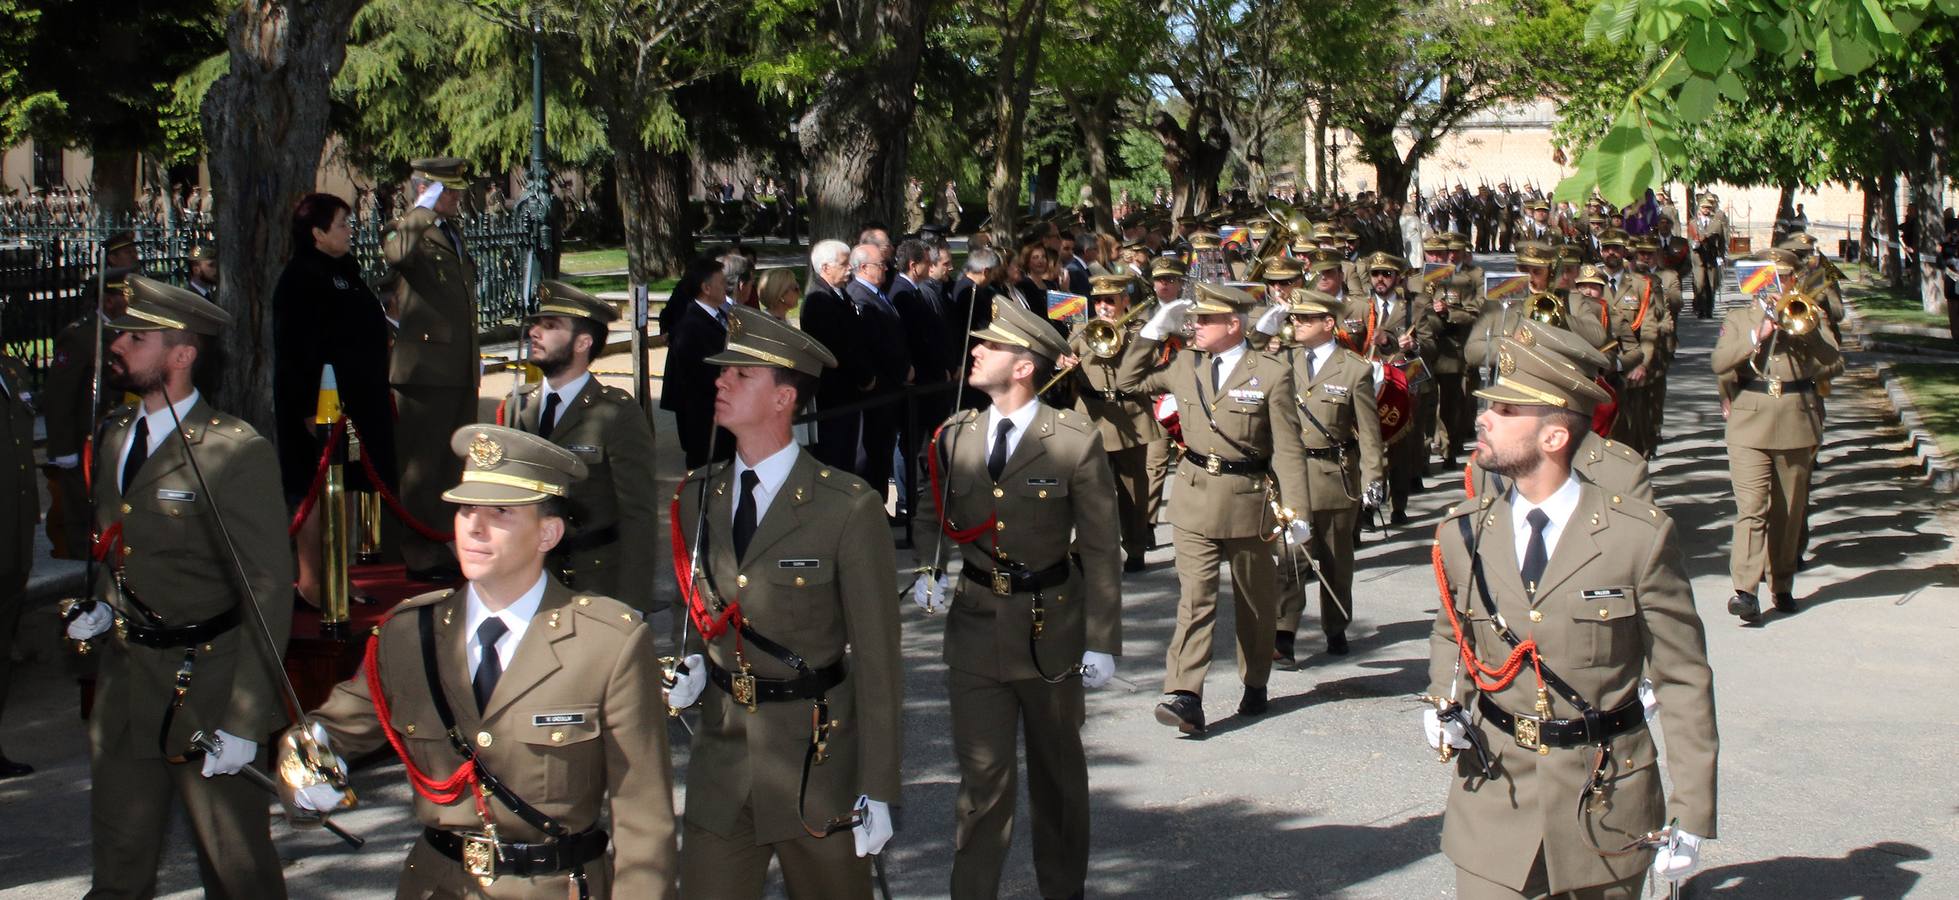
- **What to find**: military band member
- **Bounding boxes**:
[40,269,130,559]
[1141,256,1190,529]
[914,298,1122,900]
[497,281,661,613]
[0,350,36,777]
[1425,334,1716,899]
[1632,235,1685,443]
[1070,275,1166,571]
[1466,322,1654,505]
[1712,251,1844,621]
[385,156,481,581]
[301,424,680,898]
[1345,252,1435,525]
[1688,194,1728,318]
[665,307,902,896]
[1118,282,1309,733]
[1426,233,1484,469]
[62,276,294,898]
[1273,290,1385,666]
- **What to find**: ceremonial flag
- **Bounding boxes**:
[1046,290,1087,323]
[1227,281,1268,302]
[1423,261,1458,283]
[1484,271,1530,300]
[1735,260,1779,294]
[1220,226,1249,251]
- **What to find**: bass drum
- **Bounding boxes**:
[1375,362,1415,446]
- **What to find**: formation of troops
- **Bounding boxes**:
[1,158,1859,899]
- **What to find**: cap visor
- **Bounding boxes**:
[442,483,549,505]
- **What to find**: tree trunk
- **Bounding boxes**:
[1860,179,1877,268]
[613,138,693,280]
[1911,122,1948,314]
[89,150,138,221]
[1312,111,1327,197]
[1879,170,1903,289]
[1060,89,1116,235]
[200,0,362,431]
[1772,183,1795,245]
[1371,155,1414,208]
[985,0,1050,249]
[800,0,932,241]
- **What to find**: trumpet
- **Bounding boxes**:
[1036,297,1159,394]
[1748,289,1821,379]
[1526,291,1568,329]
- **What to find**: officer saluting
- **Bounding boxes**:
[913,298,1123,900]
[62,276,294,898]
[302,424,680,898]
[664,306,902,897]
[497,280,661,613]
[1425,335,1717,899]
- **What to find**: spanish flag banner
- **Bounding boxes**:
[1046,290,1088,323]
[1424,261,1458,283]
[1484,272,1530,300]
[1734,260,1780,295]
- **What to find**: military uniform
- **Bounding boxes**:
[385,157,482,575]
[1342,253,1436,523]
[923,300,1123,900]
[1273,292,1385,662]
[674,309,903,897]
[0,353,36,776]
[1426,235,1485,467]
[1465,322,1655,505]
[309,426,680,899]
[82,278,293,898]
[39,303,112,559]
[1426,336,1717,898]
[1687,198,1728,318]
[498,282,662,613]
[1633,237,1684,450]
[1070,276,1166,569]
[1711,285,1844,617]
[1117,283,1308,730]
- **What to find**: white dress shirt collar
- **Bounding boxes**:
[1509,474,1583,574]
[1304,340,1336,380]
[542,372,591,414]
[732,440,801,528]
[984,398,1043,464]
[1210,341,1249,387]
[118,389,202,482]
[464,570,549,679]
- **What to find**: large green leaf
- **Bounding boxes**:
[1675,71,1718,120]
[1683,19,1731,72]
[1594,106,1658,205]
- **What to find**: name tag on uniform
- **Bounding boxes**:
[778,559,820,569]
[157,489,196,502]
[1322,384,1350,398]
[532,712,585,726]
[1026,477,1058,486]
[1229,389,1265,403]
[1581,588,1626,600]
[566,444,599,453]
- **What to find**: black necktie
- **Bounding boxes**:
[1306,350,1319,382]
[987,419,1012,482]
[1521,508,1550,596]
[1211,357,1225,394]
[537,392,561,437]
[473,617,509,713]
[122,416,150,494]
[733,470,760,561]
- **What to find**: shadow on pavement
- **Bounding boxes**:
[1686,841,1929,899]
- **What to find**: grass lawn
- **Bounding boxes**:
[1872,332,1959,354]
[1893,362,1959,457]
[559,246,627,275]
[1842,271,1950,330]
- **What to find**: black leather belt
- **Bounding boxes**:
[552,523,621,555]
[1739,377,1814,396]
[708,658,848,704]
[1182,448,1268,476]
[120,606,240,648]
[963,558,1072,596]
[1478,694,1644,750]
[1303,439,1358,460]
[422,826,608,878]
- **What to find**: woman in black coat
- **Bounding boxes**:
[273,193,398,606]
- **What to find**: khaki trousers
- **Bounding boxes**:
[1456,857,1644,900]
[1108,445,1154,563]
[680,803,869,900]
[1728,445,1814,595]
[1144,437,1173,528]
[1435,372,1473,462]
[947,668,1088,900]
[391,384,473,571]
[85,747,286,899]
[1275,506,1359,637]
[1164,529,1277,695]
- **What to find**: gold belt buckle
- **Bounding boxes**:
[733,665,758,713]
[1513,715,1542,752]
[1206,454,1223,475]
[1767,377,1783,398]
[992,569,1013,596]
[461,833,498,884]
[1031,606,1046,639]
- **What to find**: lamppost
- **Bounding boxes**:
[523,5,556,281]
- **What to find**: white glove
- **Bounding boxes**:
[1139,298,1192,341]
[851,795,894,857]
[201,729,258,778]
[1253,304,1287,336]
[1079,651,1115,689]
[1423,707,1473,750]
[413,181,445,210]
[666,654,707,710]
[1154,394,1179,420]
[293,782,349,813]
[1284,518,1312,546]
[1651,828,1703,880]
[66,603,113,641]
[1363,480,1387,509]
[1638,678,1659,722]
[910,572,953,612]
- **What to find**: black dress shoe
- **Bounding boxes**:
[1772,593,1798,613]
[406,564,463,583]
[1124,556,1146,574]
[1154,692,1206,734]
[1325,632,1349,656]
[1728,590,1761,622]
[1273,631,1298,671]
[1237,686,1268,716]
[1390,509,1410,526]
[0,754,32,779]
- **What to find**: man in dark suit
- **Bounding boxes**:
[845,243,912,501]
[800,239,876,471]
[1061,231,1093,296]
[946,248,999,411]
[891,239,951,511]
[659,255,735,468]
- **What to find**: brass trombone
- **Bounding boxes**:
[1036,297,1160,394]
[1747,288,1821,379]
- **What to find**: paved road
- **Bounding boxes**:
[3,275,1956,898]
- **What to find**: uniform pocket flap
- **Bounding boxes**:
[767,559,835,586]
[1573,587,1638,621]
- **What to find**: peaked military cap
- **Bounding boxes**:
[529,279,620,323]
[1517,242,1556,267]
[1089,273,1135,296]
[1307,250,1346,275]
[1259,256,1304,282]
[1575,264,1608,287]
[972,298,1071,363]
[1150,256,1189,279]
[705,305,838,376]
[443,424,587,506]
[1365,251,1407,274]
[1189,232,1223,251]
[190,243,218,261]
[411,157,471,188]
[109,274,232,335]
[1474,335,1610,413]
[1511,319,1611,375]
[1597,229,1631,248]
[1189,281,1258,315]
[1286,288,1341,317]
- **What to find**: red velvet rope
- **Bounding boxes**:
[287,418,349,536]
[280,416,454,543]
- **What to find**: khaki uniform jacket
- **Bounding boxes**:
[39,311,106,459]
[91,398,294,757]
[1427,484,1717,893]
[1597,270,1656,370]
[925,404,1123,682]
[385,206,481,387]
[1564,291,1620,363]
[1116,337,1308,540]
[1645,268,1684,358]
[1424,267,1486,377]
[1464,298,1532,374]
[1281,346,1384,512]
[502,379,661,611]
[1711,303,1844,450]
[676,450,903,845]
[1467,433,1654,505]
[1341,290,1438,369]
[311,582,680,899]
[1,355,34,575]
[1068,322,1165,450]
